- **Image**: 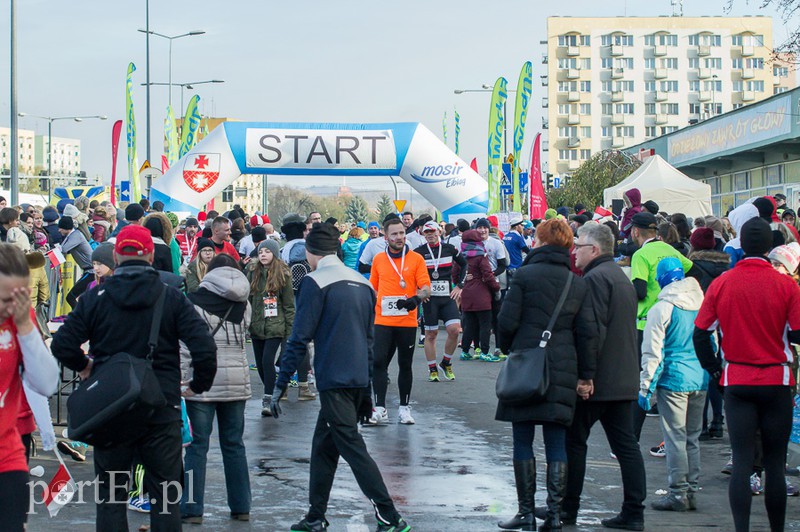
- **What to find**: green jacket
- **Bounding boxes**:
[247,264,295,340]
[184,260,202,293]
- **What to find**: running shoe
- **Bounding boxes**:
[368,407,389,425]
[398,405,416,425]
[480,352,501,363]
[493,348,507,361]
[646,404,660,417]
[376,518,412,532]
[127,495,151,513]
[428,369,440,382]
[459,351,477,361]
[721,458,733,475]
[751,473,763,495]
[261,394,272,417]
[298,385,317,401]
[788,479,799,497]
[439,362,455,381]
[290,517,329,531]
[474,348,483,358]
[58,440,87,462]
[649,442,666,458]
[418,335,425,347]
[289,371,299,388]
[249,363,258,371]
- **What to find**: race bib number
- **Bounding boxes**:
[381,296,409,317]
[431,280,451,296]
[263,296,278,318]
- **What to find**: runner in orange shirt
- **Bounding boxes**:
[368,216,430,425]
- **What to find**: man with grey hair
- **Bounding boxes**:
[538,222,646,531]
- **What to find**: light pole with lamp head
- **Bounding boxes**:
[142,80,224,115]
[17,113,107,195]
[137,28,205,110]
[454,85,517,156]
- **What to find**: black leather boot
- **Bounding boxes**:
[539,462,567,531]
[498,458,536,531]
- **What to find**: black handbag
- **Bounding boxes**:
[66,287,168,448]
[495,273,573,405]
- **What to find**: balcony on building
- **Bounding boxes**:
[698,45,711,57]
[566,68,580,79]
[655,114,668,124]
[740,45,755,57]
[566,45,580,56]
[697,68,711,79]
[542,53,548,65]
[542,140,549,151]
[698,90,711,101]
[689,113,701,123]
[541,75,549,87]
[567,136,581,148]
[612,136,625,148]
[542,97,549,108]
[567,91,580,102]
[568,159,581,170]
[654,91,668,101]
[610,44,624,56]
[611,114,625,124]
[740,90,755,101]
[611,90,624,102]
[654,45,667,57]
[611,67,624,79]
[567,113,580,125]
[654,68,667,79]
[741,68,755,79]
[774,76,782,85]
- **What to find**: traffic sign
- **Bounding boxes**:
[553,177,561,189]
[139,160,151,173]
[393,199,407,213]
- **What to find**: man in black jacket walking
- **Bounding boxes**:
[51,224,217,532]
[556,223,647,531]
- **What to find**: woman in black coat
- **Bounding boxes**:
[144,216,174,273]
[496,218,599,532]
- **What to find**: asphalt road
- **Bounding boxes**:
[26,337,800,531]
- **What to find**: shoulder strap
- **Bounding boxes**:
[146,287,167,360]
[540,272,574,348]
[209,305,235,337]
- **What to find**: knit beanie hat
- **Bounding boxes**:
[165,212,179,229]
[42,206,59,223]
[305,222,341,256]
[753,197,776,222]
[656,257,685,288]
[251,226,267,244]
[475,218,491,229]
[91,243,116,270]
[125,203,145,221]
[256,238,281,258]
[741,218,773,256]
[196,237,214,253]
[456,218,470,232]
[556,207,569,218]
[58,216,74,230]
[544,208,558,220]
[689,227,715,251]
[769,242,800,274]
[643,200,660,215]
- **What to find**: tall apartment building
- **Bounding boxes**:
[33,135,81,176]
[0,127,36,175]
[544,16,797,180]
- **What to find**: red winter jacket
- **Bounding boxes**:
[452,254,500,312]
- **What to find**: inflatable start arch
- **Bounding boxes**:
[150,122,488,221]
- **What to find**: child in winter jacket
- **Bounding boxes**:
[452,229,500,361]
[640,257,708,512]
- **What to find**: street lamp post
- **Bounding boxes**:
[17,113,107,195]
[711,74,719,119]
[142,80,224,113]
[454,86,517,156]
[10,0,18,205]
[137,28,205,110]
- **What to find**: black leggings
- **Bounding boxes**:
[252,337,283,392]
[725,385,792,532]
[0,470,29,531]
[66,271,94,308]
[461,310,491,354]
[373,325,416,408]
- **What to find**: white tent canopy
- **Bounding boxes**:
[603,155,712,218]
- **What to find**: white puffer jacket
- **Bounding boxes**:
[181,266,252,402]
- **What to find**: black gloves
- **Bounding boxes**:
[270,386,286,419]
[357,387,373,425]
[396,296,421,311]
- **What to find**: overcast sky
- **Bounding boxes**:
[0,0,791,189]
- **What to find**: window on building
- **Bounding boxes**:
[615,57,634,69]
[688,34,698,45]
[733,80,744,91]
[733,34,764,46]
[601,103,613,114]
[660,57,678,69]
[732,58,743,69]
[557,104,570,115]
[616,103,635,114]
[689,103,701,114]
[580,81,591,92]
[747,80,765,92]
[766,165,783,186]
[558,149,578,160]
[644,34,654,46]
[746,58,764,69]
[601,80,613,92]
[601,126,612,137]
[775,86,789,94]
[688,58,700,69]
[703,103,722,115]
[644,58,656,69]
[645,126,657,137]
[580,149,592,160]
[659,34,678,46]
[580,35,590,46]
[645,80,656,92]
[580,126,592,138]
[558,34,578,46]
[775,66,790,77]
[704,80,722,91]
[558,58,578,69]
[616,80,634,92]
[660,80,678,92]
[579,103,591,114]
[688,80,700,91]
[581,58,591,69]
[557,81,576,92]
[558,126,578,138]
[601,57,613,69]
[661,103,679,115]
[704,57,722,69]
[616,126,635,137]
[645,103,656,114]
[602,33,633,46]
[733,103,744,110]
[660,126,678,134]
[691,34,721,46]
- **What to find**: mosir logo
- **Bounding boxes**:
[183,153,221,193]
[410,163,466,188]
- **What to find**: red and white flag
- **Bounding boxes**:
[183,153,221,194]
[593,206,613,221]
[44,459,76,517]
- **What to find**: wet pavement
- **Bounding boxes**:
[27,336,800,531]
